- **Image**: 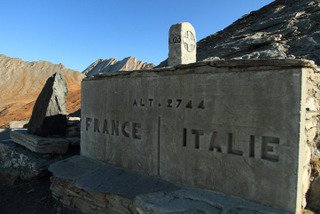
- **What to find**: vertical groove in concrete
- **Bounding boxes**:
[157,116,161,176]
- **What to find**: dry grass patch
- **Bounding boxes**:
[311,155,320,177]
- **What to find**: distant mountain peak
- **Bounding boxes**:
[83,56,154,77]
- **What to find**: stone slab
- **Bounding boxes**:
[0,129,10,141]
[49,155,289,214]
[81,59,313,213]
[134,188,291,214]
[49,155,178,199]
[0,129,79,183]
[10,129,79,154]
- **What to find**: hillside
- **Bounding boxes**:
[0,54,84,127]
[197,0,320,65]
[83,56,154,77]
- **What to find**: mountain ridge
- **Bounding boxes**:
[0,54,84,127]
[197,0,320,65]
[83,56,154,77]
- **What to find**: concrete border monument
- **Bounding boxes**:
[79,59,317,213]
[168,22,196,66]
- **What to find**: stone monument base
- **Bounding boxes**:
[10,129,79,155]
[49,156,290,214]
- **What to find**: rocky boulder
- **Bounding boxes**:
[27,72,68,136]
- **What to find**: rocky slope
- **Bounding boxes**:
[83,57,154,77]
[197,0,320,65]
[0,54,84,127]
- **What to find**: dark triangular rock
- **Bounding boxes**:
[28,72,68,136]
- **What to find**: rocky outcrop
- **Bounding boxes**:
[83,57,154,77]
[0,129,79,184]
[303,67,320,209]
[28,73,68,136]
[308,177,320,212]
[0,54,84,127]
[10,130,71,154]
[197,0,320,65]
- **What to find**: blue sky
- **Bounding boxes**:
[0,0,273,71]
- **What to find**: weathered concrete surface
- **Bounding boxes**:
[11,129,79,154]
[50,155,289,214]
[28,72,68,137]
[0,129,79,184]
[168,22,196,66]
[81,59,316,213]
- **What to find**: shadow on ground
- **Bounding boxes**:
[0,128,79,213]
